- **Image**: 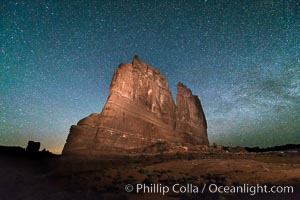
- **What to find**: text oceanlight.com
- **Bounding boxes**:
[125,183,294,196]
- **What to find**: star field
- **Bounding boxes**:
[0,0,299,153]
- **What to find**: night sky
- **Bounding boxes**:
[1,0,299,153]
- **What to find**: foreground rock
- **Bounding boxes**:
[63,56,208,155]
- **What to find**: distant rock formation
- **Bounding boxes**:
[0,141,56,157]
[26,141,40,154]
[63,56,208,155]
[245,144,300,153]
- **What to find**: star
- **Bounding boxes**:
[0,0,299,153]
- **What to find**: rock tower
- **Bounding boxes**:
[63,56,208,155]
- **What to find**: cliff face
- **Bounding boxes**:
[63,56,208,155]
[176,83,208,145]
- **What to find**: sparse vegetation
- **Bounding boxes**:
[0,150,300,199]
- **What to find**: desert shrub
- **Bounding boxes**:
[138,169,148,174]
[143,176,159,184]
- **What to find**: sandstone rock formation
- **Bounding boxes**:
[26,141,40,154]
[176,82,208,145]
[63,56,208,155]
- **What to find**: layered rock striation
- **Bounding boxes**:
[63,56,208,155]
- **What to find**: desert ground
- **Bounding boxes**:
[0,150,300,200]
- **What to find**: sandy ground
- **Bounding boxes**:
[0,152,299,200]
